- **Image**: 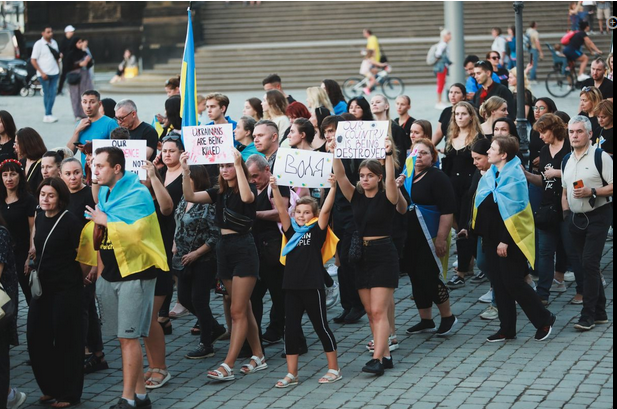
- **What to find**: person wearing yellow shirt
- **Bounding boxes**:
[363,29,381,63]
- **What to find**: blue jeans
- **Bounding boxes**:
[529,48,540,80]
[477,238,497,308]
[40,74,59,116]
[536,218,584,301]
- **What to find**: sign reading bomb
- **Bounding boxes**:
[93,139,147,180]
[334,121,389,160]
[183,124,235,165]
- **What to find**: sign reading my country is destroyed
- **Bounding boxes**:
[334,120,389,160]
[273,148,333,189]
[93,139,147,180]
[183,124,235,165]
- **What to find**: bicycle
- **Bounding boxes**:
[544,43,598,98]
[342,66,405,100]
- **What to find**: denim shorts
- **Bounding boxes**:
[216,233,260,280]
[355,238,400,289]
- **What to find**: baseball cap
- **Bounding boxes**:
[64,25,76,33]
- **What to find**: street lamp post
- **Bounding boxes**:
[514,1,529,165]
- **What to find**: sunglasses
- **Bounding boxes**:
[581,86,593,92]
[162,134,181,142]
[115,111,134,123]
[490,56,500,60]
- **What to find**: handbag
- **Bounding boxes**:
[67,70,82,85]
[348,194,380,264]
[223,193,253,234]
[29,210,68,300]
[534,203,561,231]
[0,283,15,328]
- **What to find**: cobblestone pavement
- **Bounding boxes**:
[8,239,612,409]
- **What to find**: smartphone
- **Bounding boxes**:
[73,142,84,148]
[530,53,534,65]
[573,180,584,189]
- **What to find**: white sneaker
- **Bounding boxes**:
[325,281,339,310]
[42,115,50,122]
[48,115,58,123]
[479,289,493,303]
[563,271,576,282]
[550,279,567,293]
[577,74,591,82]
[327,264,339,277]
[480,305,499,320]
[6,388,27,409]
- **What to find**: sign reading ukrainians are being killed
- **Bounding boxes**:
[334,121,389,160]
[183,124,234,165]
[92,139,147,180]
[274,148,333,189]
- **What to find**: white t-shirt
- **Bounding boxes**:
[31,38,60,76]
[491,36,507,56]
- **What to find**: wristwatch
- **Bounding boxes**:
[589,188,597,207]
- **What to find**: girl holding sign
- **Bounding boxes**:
[269,173,341,387]
[180,149,264,382]
[329,138,407,376]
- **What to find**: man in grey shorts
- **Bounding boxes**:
[86,146,168,409]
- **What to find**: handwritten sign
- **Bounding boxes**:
[92,139,147,180]
[183,124,234,165]
[334,120,389,160]
[273,148,333,189]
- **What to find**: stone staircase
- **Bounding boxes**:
[102,1,613,94]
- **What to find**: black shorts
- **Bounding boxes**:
[216,233,260,281]
[355,238,400,289]
[154,268,173,297]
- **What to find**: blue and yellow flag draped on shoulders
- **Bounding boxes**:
[279,218,339,266]
[472,156,535,266]
[180,6,198,140]
[76,172,169,278]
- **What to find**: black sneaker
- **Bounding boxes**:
[262,329,283,345]
[446,276,465,289]
[110,398,134,409]
[595,315,609,325]
[136,395,152,409]
[436,315,458,336]
[574,317,595,331]
[84,353,109,374]
[406,319,436,335]
[185,343,214,359]
[486,333,516,343]
[383,356,394,370]
[470,271,488,284]
[344,307,366,324]
[211,325,227,343]
[362,359,384,376]
[333,309,350,324]
[535,313,556,341]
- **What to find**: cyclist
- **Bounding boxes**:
[360,49,388,95]
[563,21,603,82]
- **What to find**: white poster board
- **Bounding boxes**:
[92,139,147,180]
[334,120,389,160]
[273,148,333,189]
[183,124,235,165]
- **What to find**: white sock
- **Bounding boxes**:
[7,389,15,400]
[124,398,136,407]
[136,393,147,401]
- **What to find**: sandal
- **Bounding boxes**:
[39,395,56,404]
[207,363,235,382]
[51,401,80,408]
[145,368,172,389]
[240,355,268,375]
[275,373,299,388]
[144,367,153,382]
[319,368,343,384]
[190,321,201,336]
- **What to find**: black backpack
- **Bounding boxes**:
[561,148,612,204]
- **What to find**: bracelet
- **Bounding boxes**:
[385,151,393,156]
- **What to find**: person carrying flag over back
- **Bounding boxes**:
[78,146,169,409]
[472,136,556,343]
[269,172,340,388]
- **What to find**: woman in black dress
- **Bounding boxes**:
[432,83,467,147]
[14,127,46,195]
[0,110,17,163]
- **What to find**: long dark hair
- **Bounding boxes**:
[536,97,558,114]
[0,111,17,139]
[0,160,27,201]
[218,160,250,195]
[36,177,71,212]
[189,165,211,192]
[165,96,182,130]
[323,79,346,106]
[356,159,385,193]
[347,97,373,121]
[247,98,264,120]
[16,128,47,160]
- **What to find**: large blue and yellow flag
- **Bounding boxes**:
[472,156,535,266]
[180,7,198,135]
[76,171,169,277]
[279,218,339,266]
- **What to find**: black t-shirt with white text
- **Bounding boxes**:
[282,223,327,290]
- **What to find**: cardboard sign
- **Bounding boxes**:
[92,139,147,180]
[273,148,333,189]
[183,124,235,165]
[334,120,389,160]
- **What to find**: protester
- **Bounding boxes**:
[14,127,46,195]
[28,178,84,408]
[253,120,280,169]
[347,97,373,121]
[262,74,296,104]
[607,53,613,81]
[434,29,452,109]
[486,50,509,84]
[473,136,556,342]
[204,93,238,130]
[0,111,17,163]
[433,83,467,147]
[65,37,94,121]
[394,96,415,140]
[594,100,613,155]
[235,116,262,161]
[401,139,458,333]
[464,55,502,101]
[563,21,603,82]
[562,116,613,331]
[114,100,159,161]
[262,90,290,139]
[31,26,60,123]
[581,58,613,101]
[243,98,264,121]
[508,67,536,126]
[579,86,603,137]
[369,94,407,172]
[100,98,117,120]
[270,173,341,387]
[41,150,66,180]
[307,87,334,116]
[158,96,182,141]
[529,98,559,172]
[472,61,515,119]
[180,149,265,383]
[480,96,509,138]
[322,80,347,115]
[282,102,312,147]
[110,49,138,84]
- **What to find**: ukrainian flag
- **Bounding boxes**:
[180,7,198,136]
[76,172,169,277]
[472,156,535,266]
[279,218,339,266]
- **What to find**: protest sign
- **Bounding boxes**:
[92,139,147,180]
[273,148,333,189]
[183,124,235,165]
[334,120,389,160]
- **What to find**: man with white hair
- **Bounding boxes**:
[561,116,613,332]
[114,99,159,161]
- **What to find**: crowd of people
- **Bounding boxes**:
[0,22,613,409]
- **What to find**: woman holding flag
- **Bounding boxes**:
[472,136,556,343]
[398,139,458,337]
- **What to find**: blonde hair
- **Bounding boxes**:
[447,101,483,152]
[479,96,507,121]
[197,94,205,104]
[306,87,334,114]
[580,86,603,116]
[509,67,530,89]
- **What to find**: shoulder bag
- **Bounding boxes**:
[29,210,68,300]
[0,283,15,329]
[223,192,253,234]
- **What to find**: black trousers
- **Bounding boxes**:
[569,205,611,321]
[251,234,286,336]
[177,256,221,346]
[15,249,31,305]
[332,215,363,311]
[284,289,337,355]
[27,286,84,403]
[0,331,9,409]
[484,239,551,337]
[82,282,103,353]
